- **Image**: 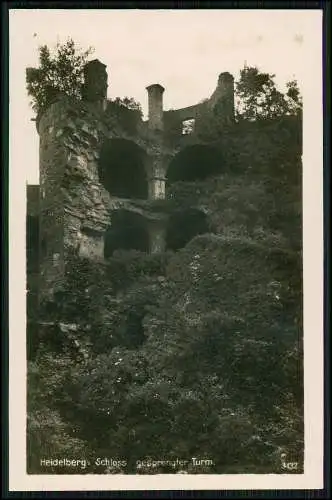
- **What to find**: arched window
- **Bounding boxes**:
[99,139,148,199]
[104,210,149,258]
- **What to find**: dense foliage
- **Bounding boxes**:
[27,110,303,474]
[190,66,302,145]
[105,97,143,135]
[26,38,94,116]
[235,66,302,121]
[26,39,143,131]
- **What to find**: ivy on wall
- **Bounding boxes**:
[104,97,143,135]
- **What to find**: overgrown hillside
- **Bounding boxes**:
[27,115,303,474]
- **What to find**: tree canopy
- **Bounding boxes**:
[26,38,94,116]
[26,39,143,122]
[235,66,302,121]
[26,40,302,125]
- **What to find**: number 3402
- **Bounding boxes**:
[280,453,298,471]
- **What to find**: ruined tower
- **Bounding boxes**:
[27,60,235,303]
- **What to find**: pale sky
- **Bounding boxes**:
[10,9,320,184]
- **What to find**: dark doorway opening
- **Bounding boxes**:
[104,210,149,258]
[99,139,148,199]
[166,209,209,251]
[167,145,223,184]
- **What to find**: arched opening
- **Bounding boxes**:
[104,210,149,258]
[167,145,223,184]
[166,209,209,251]
[99,139,148,199]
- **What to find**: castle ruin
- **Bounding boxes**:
[26,59,235,306]
[25,58,304,473]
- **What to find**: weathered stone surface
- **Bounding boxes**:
[146,84,165,131]
[78,232,104,261]
[81,59,108,104]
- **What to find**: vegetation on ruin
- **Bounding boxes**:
[27,119,303,474]
[105,97,143,135]
[26,38,94,116]
[26,39,301,129]
[235,66,302,121]
[26,42,303,474]
[197,75,301,141]
[26,39,143,131]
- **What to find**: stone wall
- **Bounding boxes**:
[38,101,67,299]
[209,72,235,122]
[163,72,235,140]
[28,64,242,302]
[35,90,181,300]
[38,98,111,298]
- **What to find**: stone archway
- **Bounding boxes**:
[104,209,149,258]
[99,139,149,200]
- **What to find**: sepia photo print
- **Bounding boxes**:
[8,7,324,492]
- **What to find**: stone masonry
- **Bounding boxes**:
[27,59,235,302]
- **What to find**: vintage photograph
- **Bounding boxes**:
[8,7,324,489]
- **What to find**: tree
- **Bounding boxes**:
[235,66,302,121]
[26,38,94,116]
[285,79,303,115]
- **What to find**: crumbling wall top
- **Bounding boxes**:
[82,59,108,104]
[218,72,234,82]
